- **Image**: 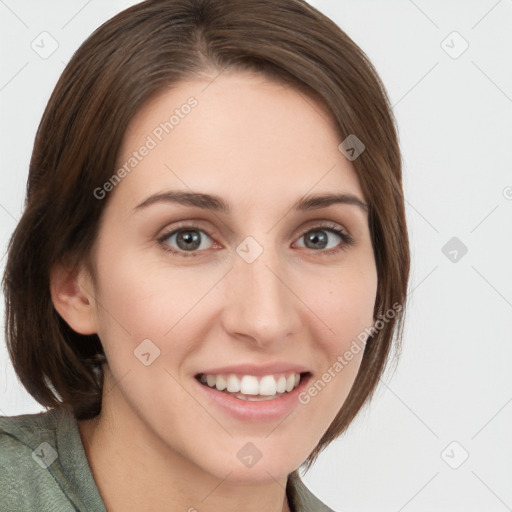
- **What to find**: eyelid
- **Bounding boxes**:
[294,222,354,253]
[296,219,351,237]
[156,221,219,257]
[156,219,354,257]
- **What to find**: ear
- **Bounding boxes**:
[50,261,98,335]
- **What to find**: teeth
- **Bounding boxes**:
[232,392,283,401]
[199,372,303,398]
[276,376,287,393]
[285,374,295,392]
[215,375,227,391]
[259,375,277,396]
[226,375,241,393]
[240,375,259,395]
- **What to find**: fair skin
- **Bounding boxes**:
[51,71,377,512]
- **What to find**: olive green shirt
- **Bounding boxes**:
[0,407,334,511]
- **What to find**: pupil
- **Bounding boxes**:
[305,230,327,249]
[177,230,201,250]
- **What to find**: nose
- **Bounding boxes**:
[220,240,301,349]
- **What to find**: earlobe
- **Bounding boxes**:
[50,262,98,335]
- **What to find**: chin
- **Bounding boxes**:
[195,437,309,484]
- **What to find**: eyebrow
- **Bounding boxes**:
[133,190,368,214]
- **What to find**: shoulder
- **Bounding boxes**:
[287,471,337,512]
[0,408,84,512]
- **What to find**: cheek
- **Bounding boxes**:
[91,251,204,412]
[91,244,227,385]
[93,242,204,333]
[91,246,189,358]
[307,261,378,346]
[295,261,377,412]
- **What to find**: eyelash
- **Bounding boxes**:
[157,222,355,258]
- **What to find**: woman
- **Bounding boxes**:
[0,1,409,510]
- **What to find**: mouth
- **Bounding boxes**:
[194,371,311,401]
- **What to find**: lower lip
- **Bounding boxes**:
[195,373,312,421]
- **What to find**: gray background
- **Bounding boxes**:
[1,1,511,510]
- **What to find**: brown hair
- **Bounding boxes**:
[2,0,409,471]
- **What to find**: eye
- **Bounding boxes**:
[157,222,354,258]
[158,226,214,257]
[295,224,354,253]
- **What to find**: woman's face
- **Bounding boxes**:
[82,71,377,482]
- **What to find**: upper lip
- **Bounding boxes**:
[196,362,310,377]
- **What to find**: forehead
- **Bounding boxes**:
[112,71,364,211]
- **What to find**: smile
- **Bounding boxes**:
[197,372,305,401]
[193,362,312,420]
